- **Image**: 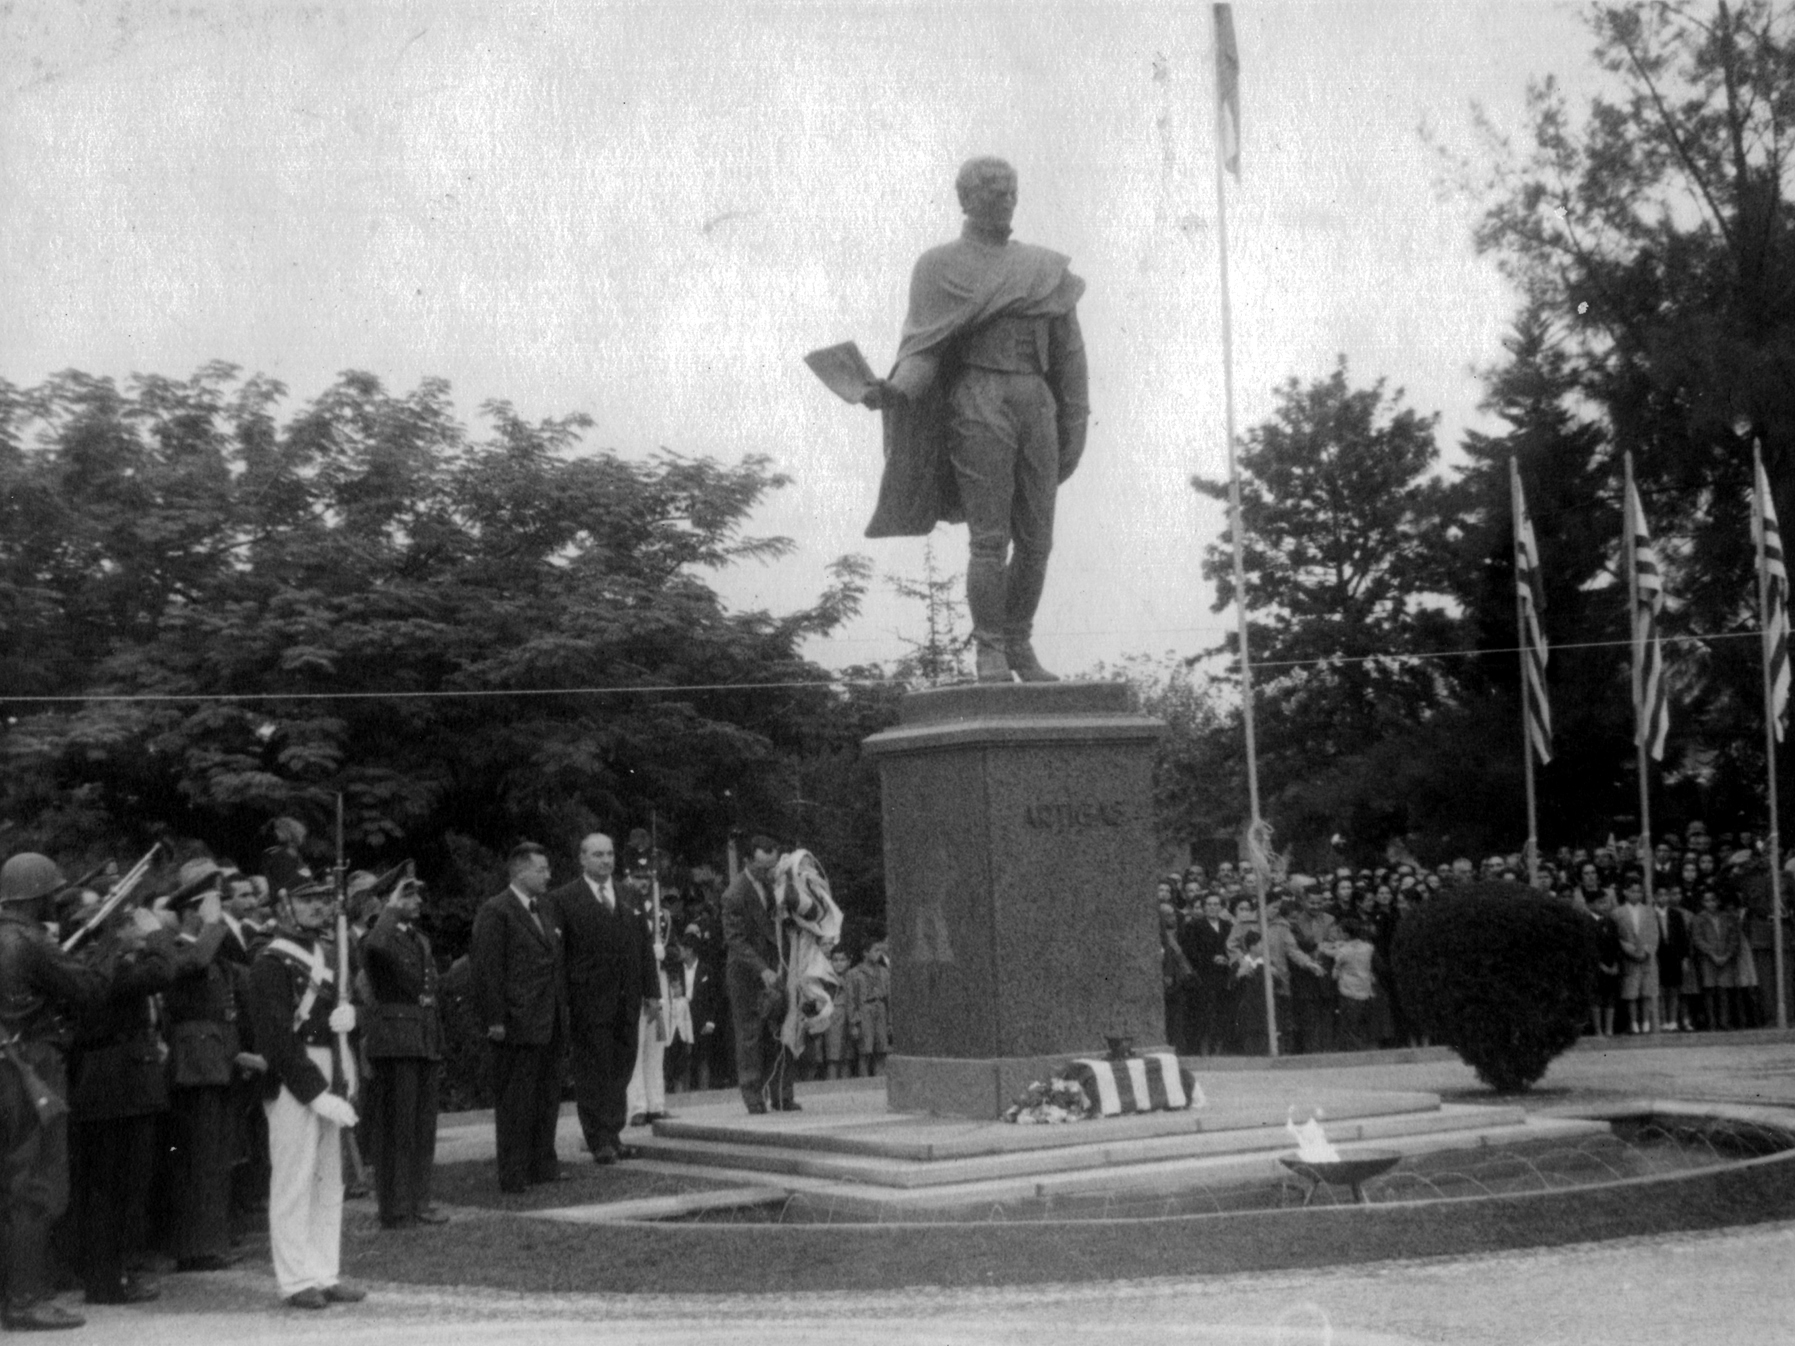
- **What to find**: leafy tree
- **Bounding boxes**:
[1192,358,1468,850]
[0,365,874,955]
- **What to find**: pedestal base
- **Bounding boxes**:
[887,1049,1175,1119]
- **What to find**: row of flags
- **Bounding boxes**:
[1511,450,1790,766]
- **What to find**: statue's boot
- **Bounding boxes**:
[1006,639,1059,683]
[975,644,1014,683]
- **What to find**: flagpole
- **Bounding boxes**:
[1211,5,1276,1057]
[1753,441,1788,1028]
[1512,459,1541,887]
[1624,453,1656,904]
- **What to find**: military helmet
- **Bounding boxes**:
[0,853,65,904]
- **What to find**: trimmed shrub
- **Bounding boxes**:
[1391,881,1596,1093]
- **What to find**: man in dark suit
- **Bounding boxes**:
[545,834,660,1165]
[362,875,447,1228]
[469,843,566,1192]
[1179,892,1234,1057]
[721,835,793,1113]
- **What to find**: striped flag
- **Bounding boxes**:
[1757,451,1790,742]
[1215,5,1240,177]
[1512,464,1552,764]
[1627,474,1671,761]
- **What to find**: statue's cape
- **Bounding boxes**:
[866,238,1084,539]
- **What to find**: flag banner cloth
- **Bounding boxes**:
[1757,454,1790,743]
[1067,1053,1203,1116]
[1627,477,1670,761]
[1513,471,1552,764]
[1214,4,1240,177]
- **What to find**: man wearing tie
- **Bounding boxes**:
[547,834,660,1164]
[469,843,566,1192]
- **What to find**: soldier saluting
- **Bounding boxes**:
[0,854,110,1331]
[245,880,365,1311]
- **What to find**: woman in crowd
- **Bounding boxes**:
[1690,887,1740,1030]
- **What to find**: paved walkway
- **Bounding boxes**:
[53,1038,1795,1345]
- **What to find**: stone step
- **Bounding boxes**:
[650,1086,1446,1161]
[787,1115,1614,1216]
[630,1101,1532,1190]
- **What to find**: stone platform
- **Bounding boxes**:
[621,1073,1608,1218]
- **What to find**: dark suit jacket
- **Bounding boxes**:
[671,956,724,1035]
[721,868,781,976]
[1179,916,1234,994]
[546,878,658,1031]
[469,888,566,1047]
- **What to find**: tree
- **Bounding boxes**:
[0,365,874,955]
[1192,357,1468,850]
[886,540,971,688]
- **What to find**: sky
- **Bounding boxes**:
[0,0,1606,679]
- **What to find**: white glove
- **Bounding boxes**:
[328,1004,357,1034]
[310,1093,359,1129]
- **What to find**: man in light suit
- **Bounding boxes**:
[1614,871,1662,1035]
[545,834,660,1164]
[468,843,566,1193]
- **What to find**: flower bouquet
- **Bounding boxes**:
[1002,1074,1096,1125]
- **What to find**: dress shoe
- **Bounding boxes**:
[414,1206,451,1225]
[975,645,1013,683]
[344,1182,372,1200]
[591,1146,619,1165]
[1005,640,1059,683]
[614,1143,640,1160]
[772,1098,802,1112]
[628,1112,649,1127]
[2,1301,85,1331]
[744,1101,768,1115]
[322,1282,366,1304]
[284,1288,329,1311]
[174,1253,239,1272]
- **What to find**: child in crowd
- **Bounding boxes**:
[845,940,890,1077]
[818,948,853,1080]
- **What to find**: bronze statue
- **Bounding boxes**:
[862,157,1089,683]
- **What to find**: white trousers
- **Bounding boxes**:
[265,1045,344,1297]
[625,1006,666,1119]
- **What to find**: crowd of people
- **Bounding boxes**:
[1157,819,1789,1058]
[0,821,892,1328]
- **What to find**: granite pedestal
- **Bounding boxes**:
[863,682,1165,1117]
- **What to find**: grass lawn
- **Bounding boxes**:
[345,1148,1795,1294]
[428,1158,741,1213]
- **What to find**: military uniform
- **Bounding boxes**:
[360,905,444,1228]
[0,894,108,1327]
[66,923,178,1303]
[246,924,355,1302]
[162,918,239,1267]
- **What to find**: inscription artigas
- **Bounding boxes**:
[1023,799,1125,832]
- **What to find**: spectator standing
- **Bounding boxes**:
[1690,888,1740,1029]
[818,949,854,1080]
[1331,919,1378,1051]
[1588,890,1622,1038]
[1653,882,1692,1033]
[1179,893,1232,1057]
[846,940,892,1078]
[1613,873,1661,1035]
[664,928,721,1093]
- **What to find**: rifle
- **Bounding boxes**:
[332,795,367,1186]
[62,843,162,952]
[649,812,667,1042]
